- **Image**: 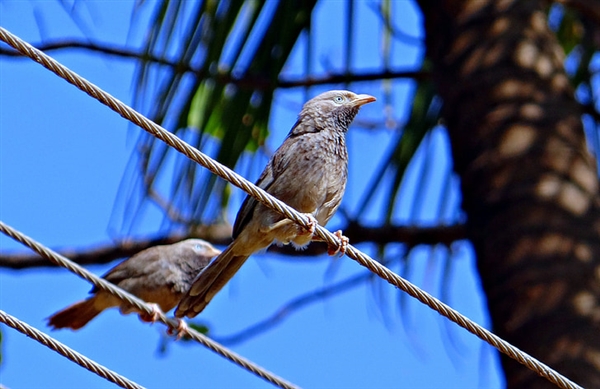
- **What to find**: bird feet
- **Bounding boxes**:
[297,213,317,236]
[138,303,162,323]
[328,230,349,256]
[137,304,188,340]
[167,318,189,340]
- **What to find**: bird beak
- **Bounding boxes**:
[350,94,376,107]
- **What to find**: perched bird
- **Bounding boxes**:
[175,90,376,318]
[47,239,220,330]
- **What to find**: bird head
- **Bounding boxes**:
[299,90,376,131]
[179,239,221,262]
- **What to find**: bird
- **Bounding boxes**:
[175,90,376,318]
[47,239,220,330]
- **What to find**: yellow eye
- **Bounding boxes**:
[333,95,345,103]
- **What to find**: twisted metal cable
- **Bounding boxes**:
[0,221,298,389]
[0,26,583,389]
[0,310,145,389]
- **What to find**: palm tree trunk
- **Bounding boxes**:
[417,0,600,387]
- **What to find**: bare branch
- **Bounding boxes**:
[213,271,372,346]
[582,102,600,123]
[0,39,177,64]
[556,0,600,27]
[0,225,231,270]
[0,223,465,270]
[276,69,430,88]
[0,39,429,89]
[343,221,466,247]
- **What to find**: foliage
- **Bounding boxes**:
[113,1,317,231]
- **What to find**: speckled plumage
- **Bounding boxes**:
[47,239,220,330]
[176,90,375,318]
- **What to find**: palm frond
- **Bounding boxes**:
[112,0,317,233]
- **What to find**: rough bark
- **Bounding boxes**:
[418,0,600,387]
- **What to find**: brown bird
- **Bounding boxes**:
[175,90,376,318]
[47,239,220,330]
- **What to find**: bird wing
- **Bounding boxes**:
[232,119,322,238]
[90,248,161,293]
[232,163,276,238]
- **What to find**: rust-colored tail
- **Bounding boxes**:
[47,298,103,330]
[175,245,249,318]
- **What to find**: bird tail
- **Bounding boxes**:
[175,244,248,318]
[47,298,103,330]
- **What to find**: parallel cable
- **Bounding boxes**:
[0,309,145,389]
[0,221,298,389]
[0,26,583,389]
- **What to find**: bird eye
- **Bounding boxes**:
[333,95,345,103]
[194,244,203,250]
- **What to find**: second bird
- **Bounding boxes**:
[176,90,375,318]
[48,239,220,330]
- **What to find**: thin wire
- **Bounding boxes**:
[0,221,298,389]
[0,26,583,389]
[0,310,145,389]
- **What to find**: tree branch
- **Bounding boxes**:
[0,223,465,270]
[212,271,373,346]
[0,39,429,88]
[556,0,600,27]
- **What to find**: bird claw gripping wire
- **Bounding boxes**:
[328,230,349,256]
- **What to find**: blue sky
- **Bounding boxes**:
[0,1,503,388]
